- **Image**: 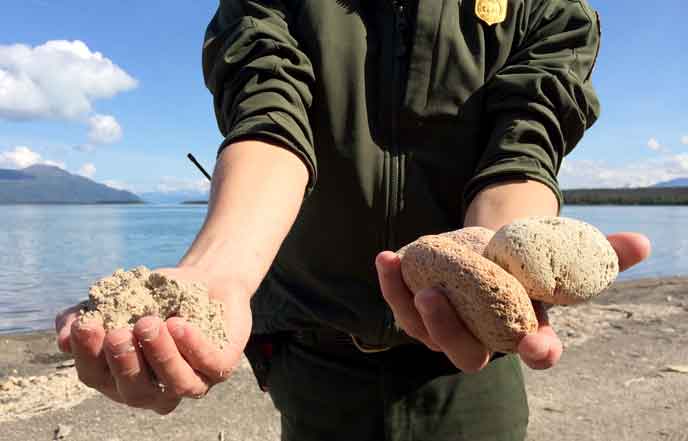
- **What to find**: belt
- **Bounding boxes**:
[290,328,508,361]
[292,328,410,354]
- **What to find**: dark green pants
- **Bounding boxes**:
[264,335,529,441]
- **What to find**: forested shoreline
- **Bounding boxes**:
[563,187,688,205]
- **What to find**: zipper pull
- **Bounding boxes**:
[393,0,409,56]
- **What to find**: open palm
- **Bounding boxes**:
[55,266,252,414]
[377,232,651,372]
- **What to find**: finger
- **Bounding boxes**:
[70,319,121,401]
[607,233,651,272]
[518,331,562,370]
[134,316,209,398]
[376,252,437,349]
[518,302,563,370]
[55,305,81,353]
[415,289,491,373]
[166,318,235,384]
[104,328,159,408]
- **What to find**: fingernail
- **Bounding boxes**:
[58,328,70,343]
[75,320,94,335]
[139,322,159,341]
[375,256,385,272]
[170,323,185,339]
[57,337,70,353]
[111,338,135,357]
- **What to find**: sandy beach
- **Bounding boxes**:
[2,277,687,441]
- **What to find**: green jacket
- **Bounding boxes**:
[202,0,601,345]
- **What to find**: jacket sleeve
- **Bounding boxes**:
[203,0,317,193]
[463,0,601,210]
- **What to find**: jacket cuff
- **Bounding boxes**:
[217,111,318,197]
[462,156,563,215]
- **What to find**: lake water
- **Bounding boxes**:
[1,205,687,334]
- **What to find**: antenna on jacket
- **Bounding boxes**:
[187,153,212,181]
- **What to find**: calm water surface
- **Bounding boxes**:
[0,205,206,333]
[0,205,686,333]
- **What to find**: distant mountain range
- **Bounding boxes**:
[0,165,142,204]
[3,164,687,205]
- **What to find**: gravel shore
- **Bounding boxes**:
[2,277,687,441]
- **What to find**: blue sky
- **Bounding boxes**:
[0,0,686,193]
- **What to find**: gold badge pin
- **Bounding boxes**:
[475,0,508,26]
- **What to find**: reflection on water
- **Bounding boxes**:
[0,205,686,333]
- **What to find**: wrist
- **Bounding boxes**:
[177,254,257,302]
[464,180,558,230]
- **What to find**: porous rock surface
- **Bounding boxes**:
[79,266,227,349]
[438,226,495,255]
[399,235,538,353]
[484,217,619,305]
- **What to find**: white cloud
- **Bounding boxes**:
[88,114,122,144]
[0,146,41,168]
[0,146,65,169]
[155,177,210,194]
[0,40,137,120]
[560,154,688,189]
[681,135,688,146]
[102,180,131,191]
[78,163,96,178]
[647,138,661,151]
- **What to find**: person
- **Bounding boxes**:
[56,1,651,439]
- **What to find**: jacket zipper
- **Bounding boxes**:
[393,0,410,56]
[379,0,411,343]
[385,0,409,251]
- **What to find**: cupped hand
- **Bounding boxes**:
[377,232,651,373]
[54,266,252,414]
